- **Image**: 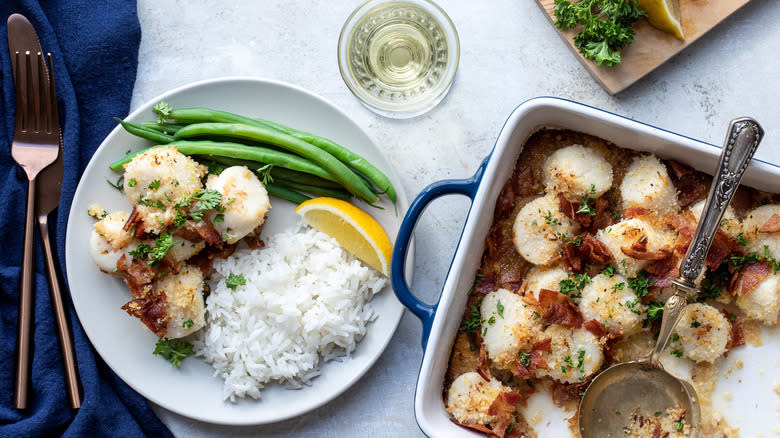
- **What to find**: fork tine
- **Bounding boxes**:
[38,52,52,134]
[27,51,41,132]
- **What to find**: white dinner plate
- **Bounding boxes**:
[65,77,408,425]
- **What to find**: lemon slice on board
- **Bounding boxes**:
[295,197,393,276]
[639,0,685,40]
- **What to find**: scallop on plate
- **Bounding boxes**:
[65,77,409,425]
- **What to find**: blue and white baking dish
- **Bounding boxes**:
[390,97,780,437]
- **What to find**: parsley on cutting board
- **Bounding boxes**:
[553,0,646,67]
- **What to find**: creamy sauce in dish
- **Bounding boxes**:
[444,129,780,437]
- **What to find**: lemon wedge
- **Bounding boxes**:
[639,0,685,40]
[295,197,393,276]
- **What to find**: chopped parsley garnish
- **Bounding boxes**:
[647,302,664,322]
[576,195,596,216]
[690,318,701,328]
[559,273,591,298]
[624,298,641,315]
[149,232,176,263]
[627,271,654,297]
[672,333,679,342]
[543,210,559,226]
[670,349,683,357]
[127,177,137,187]
[225,273,246,291]
[674,420,685,431]
[497,300,504,318]
[213,213,225,225]
[188,210,205,221]
[611,282,625,291]
[182,319,194,329]
[505,424,516,434]
[173,212,187,228]
[589,183,596,194]
[107,175,124,191]
[576,349,586,373]
[148,179,161,189]
[153,338,194,368]
[128,244,151,260]
[736,232,748,246]
[602,265,616,277]
[519,352,532,367]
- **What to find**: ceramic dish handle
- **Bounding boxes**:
[391,158,489,348]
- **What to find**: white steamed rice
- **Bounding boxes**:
[193,223,387,402]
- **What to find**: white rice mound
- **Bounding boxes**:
[194,224,387,402]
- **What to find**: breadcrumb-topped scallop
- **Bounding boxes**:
[205,166,270,244]
[578,273,645,336]
[619,154,679,217]
[522,266,570,302]
[164,236,206,264]
[90,211,134,273]
[672,303,730,363]
[480,288,543,369]
[512,194,579,266]
[446,372,510,426]
[123,146,208,235]
[741,204,780,258]
[534,325,604,384]
[595,218,675,277]
[154,264,206,338]
[736,273,780,325]
[543,144,613,199]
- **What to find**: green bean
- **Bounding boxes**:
[279,181,351,201]
[142,121,186,135]
[114,117,174,144]
[168,107,396,203]
[173,123,378,203]
[203,156,341,188]
[109,141,337,184]
[265,182,311,204]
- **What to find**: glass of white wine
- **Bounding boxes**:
[338,0,460,119]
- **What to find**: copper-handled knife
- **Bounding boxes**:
[7,13,82,410]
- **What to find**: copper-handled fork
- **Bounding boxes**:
[11,50,60,410]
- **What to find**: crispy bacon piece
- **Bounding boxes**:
[186,219,221,245]
[122,206,146,238]
[666,161,709,209]
[538,289,583,329]
[620,236,672,261]
[121,291,169,337]
[515,352,548,379]
[551,380,589,405]
[624,206,652,218]
[670,212,739,270]
[579,235,613,264]
[735,261,771,296]
[558,193,592,228]
[450,420,495,436]
[590,197,616,232]
[477,342,492,381]
[495,184,516,218]
[665,159,695,179]
[562,242,582,273]
[584,319,607,337]
[724,311,745,351]
[474,271,497,296]
[116,254,155,299]
[759,214,780,233]
[488,391,522,437]
[532,338,552,353]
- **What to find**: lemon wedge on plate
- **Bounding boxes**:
[295,197,393,276]
[639,0,685,40]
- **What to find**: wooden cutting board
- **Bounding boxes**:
[536,0,753,94]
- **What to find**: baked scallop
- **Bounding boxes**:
[595,218,675,278]
[522,266,570,302]
[543,144,613,200]
[89,211,133,273]
[619,154,679,217]
[673,303,730,363]
[446,372,512,426]
[741,204,780,258]
[688,199,740,239]
[736,273,780,325]
[205,166,270,244]
[512,194,579,266]
[154,264,206,338]
[534,325,604,384]
[480,288,543,369]
[578,273,645,336]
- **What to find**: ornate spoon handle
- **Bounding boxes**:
[677,117,764,288]
[651,117,763,365]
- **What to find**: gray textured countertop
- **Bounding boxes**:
[129,1,780,436]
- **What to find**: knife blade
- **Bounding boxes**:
[7,13,81,409]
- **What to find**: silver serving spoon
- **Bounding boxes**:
[578,117,764,437]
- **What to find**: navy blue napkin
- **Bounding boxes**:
[0,2,173,437]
